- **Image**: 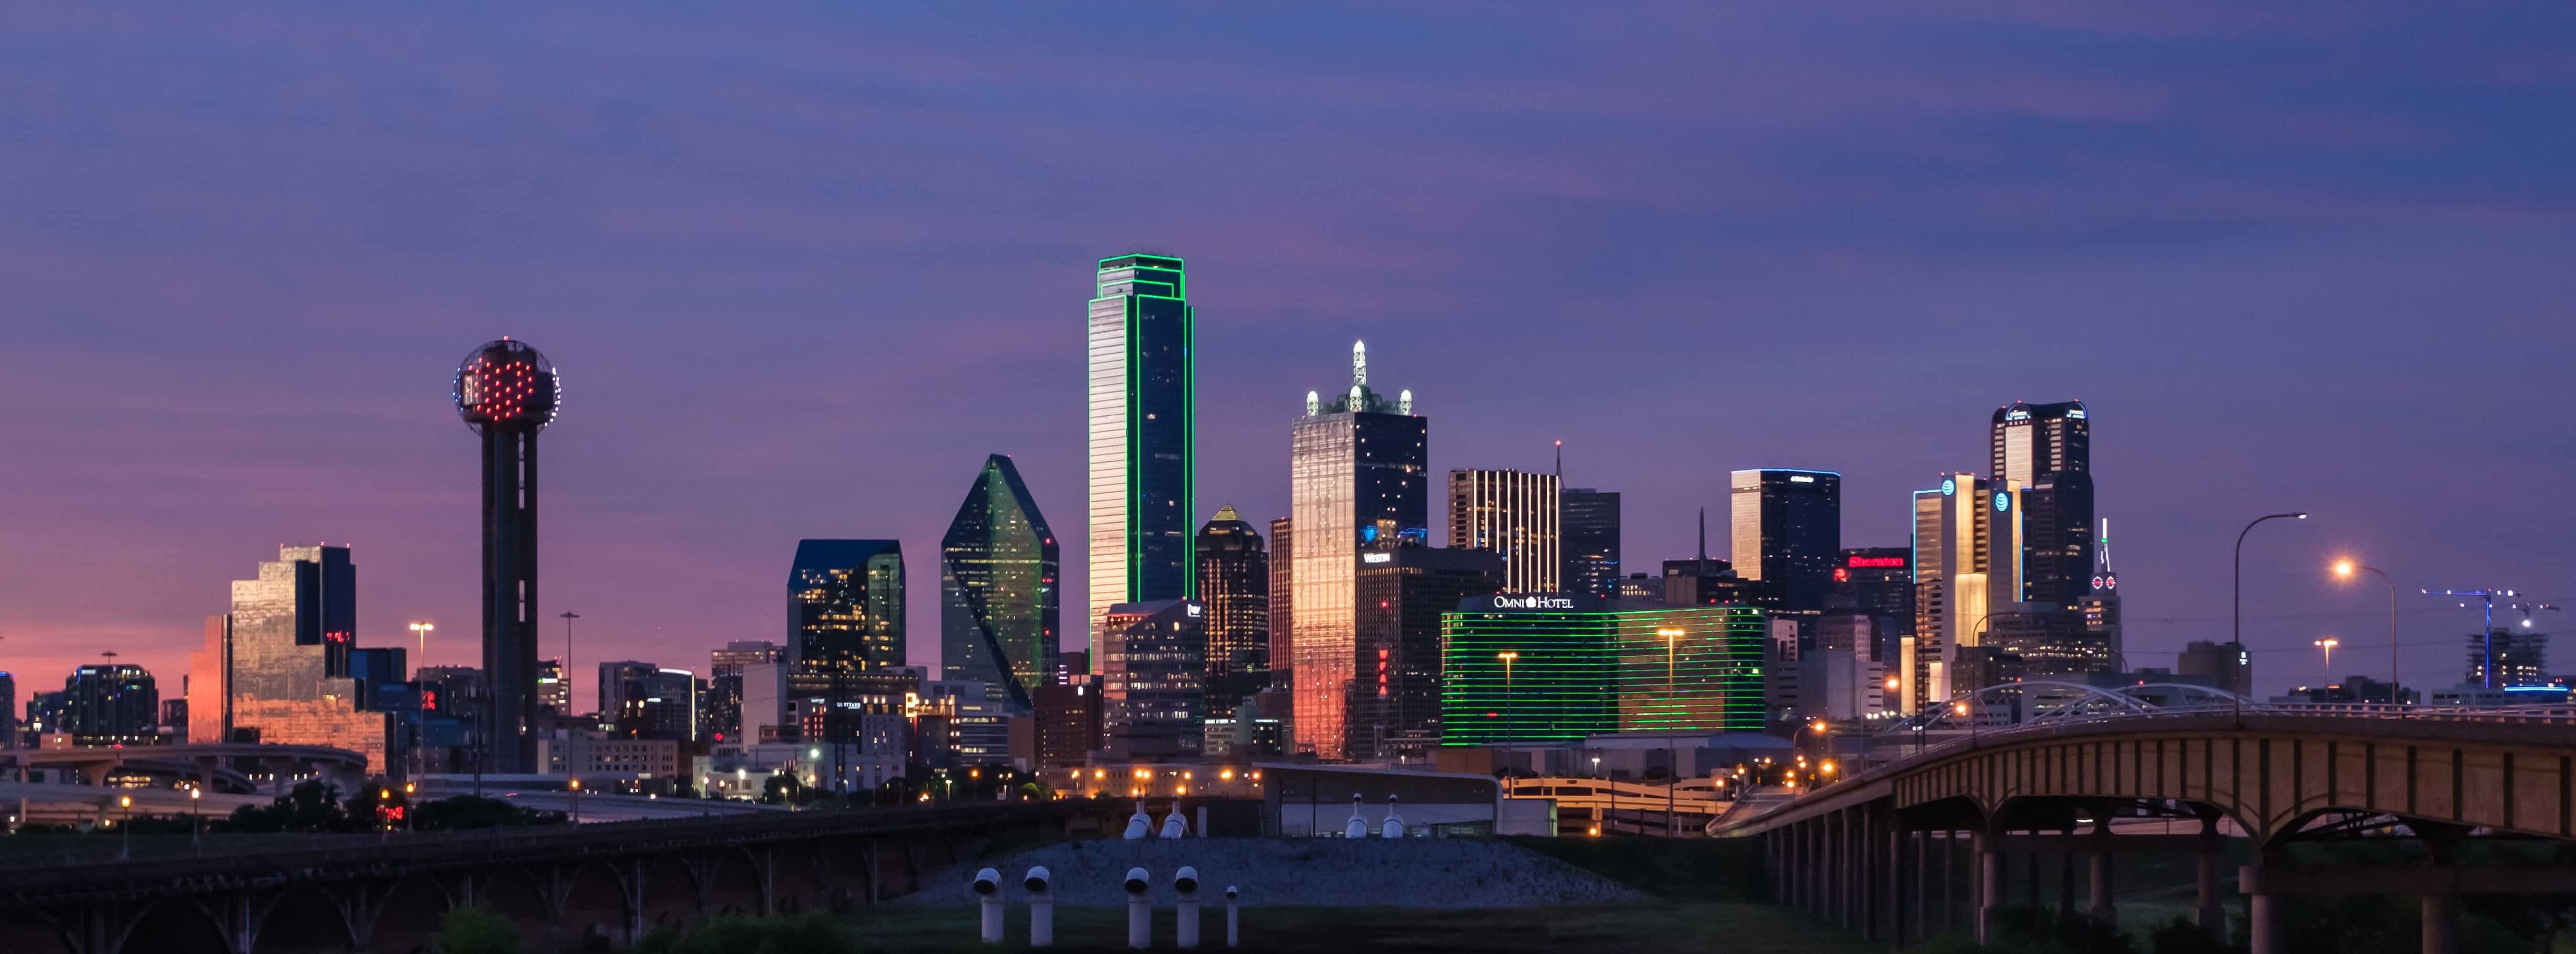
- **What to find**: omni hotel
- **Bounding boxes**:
[1438,594,1767,745]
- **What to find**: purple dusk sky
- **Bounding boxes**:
[2,4,2570,706]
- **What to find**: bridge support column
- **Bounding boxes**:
[1834,809,1852,930]
[2194,810,2226,940]
[2086,815,2115,927]
[2420,894,2458,954]
[2247,891,2284,954]
[1976,829,2002,944]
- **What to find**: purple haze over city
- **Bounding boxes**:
[2,4,2571,705]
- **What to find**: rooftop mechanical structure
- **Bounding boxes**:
[454,337,560,774]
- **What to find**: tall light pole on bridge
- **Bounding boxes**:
[2332,561,2399,704]
[2234,512,2309,716]
[2312,637,2338,690]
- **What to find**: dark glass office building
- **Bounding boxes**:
[789,540,907,671]
[1727,469,1841,613]
[941,454,1060,711]
[1086,254,1195,656]
[1268,516,1294,690]
[59,664,159,742]
[1194,506,1269,719]
[453,338,561,773]
[1991,400,2094,613]
[1350,540,1502,761]
[1561,487,1621,601]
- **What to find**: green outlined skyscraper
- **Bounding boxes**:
[1086,254,1195,659]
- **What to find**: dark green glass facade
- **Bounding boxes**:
[941,454,1060,710]
[1440,599,1766,745]
[789,539,906,672]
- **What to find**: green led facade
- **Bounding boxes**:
[1439,600,1766,745]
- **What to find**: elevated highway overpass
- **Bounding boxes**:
[1714,682,2576,954]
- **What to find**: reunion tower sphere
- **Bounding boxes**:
[452,337,562,434]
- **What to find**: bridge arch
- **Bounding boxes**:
[558,860,634,947]
[699,848,768,916]
[254,886,354,954]
[361,874,453,954]
[635,855,702,936]
[117,898,227,954]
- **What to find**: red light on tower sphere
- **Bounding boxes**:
[453,338,563,434]
[1833,568,1850,582]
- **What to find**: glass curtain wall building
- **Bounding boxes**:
[1991,401,2094,614]
[1908,474,2021,712]
[1086,254,1196,658]
[940,454,1061,711]
[1728,469,1841,613]
[1447,469,1560,594]
[1560,488,1622,601]
[1194,506,1269,718]
[1289,341,1427,761]
[1099,599,1208,760]
[1438,597,1765,745]
[789,540,907,671]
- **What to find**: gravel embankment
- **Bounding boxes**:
[894,837,1648,908]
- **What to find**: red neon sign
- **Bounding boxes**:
[1846,556,1906,568]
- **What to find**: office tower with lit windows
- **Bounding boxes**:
[1448,469,1560,594]
[789,539,906,670]
[1438,597,1765,745]
[1086,253,1196,658]
[1099,599,1208,760]
[453,338,559,774]
[1908,474,2022,712]
[1729,470,1841,613]
[2080,518,2123,661]
[2178,640,2252,698]
[1268,517,1294,689]
[941,454,1061,710]
[1289,341,1427,761]
[192,545,390,768]
[1992,401,2094,614]
[1828,547,1914,662]
[1351,539,1502,760]
[597,660,659,720]
[58,664,159,743]
[706,640,782,745]
[536,658,569,717]
[1561,488,1622,601]
[2469,627,2551,688]
[1194,506,1269,719]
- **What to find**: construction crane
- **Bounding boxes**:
[2426,588,2526,689]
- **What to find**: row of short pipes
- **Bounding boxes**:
[975,865,1240,948]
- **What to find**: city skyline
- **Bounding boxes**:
[3,6,2571,704]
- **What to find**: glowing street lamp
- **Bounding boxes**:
[2314,637,2340,688]
[408,622,435,662]
[188,786,203,849]
[2333,560,2401,704]
[117,795,133,860]
[1497,651,1520,736]
[1657,627,1685,693]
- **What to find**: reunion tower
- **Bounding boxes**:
[453,338,561,774]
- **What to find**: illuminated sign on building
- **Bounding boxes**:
[1847,556,1906,569]
[1941,479,1957,496]
[1490,595,1576,610]
[1993,491,2012,512]
[1362,552,1392,563]
[1788,474,1816,483]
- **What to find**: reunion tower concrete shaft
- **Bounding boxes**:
[453,338,561,774]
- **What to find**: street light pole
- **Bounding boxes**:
[2313,638,2339,690]
[1497,652,1518,742]
[2234,512,2310,714]
[559,611,580,719]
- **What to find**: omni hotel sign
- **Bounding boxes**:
[1489,594,1577,610]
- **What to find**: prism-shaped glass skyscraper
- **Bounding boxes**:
[941,454,1060,711]
[1086,254,1195,657]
